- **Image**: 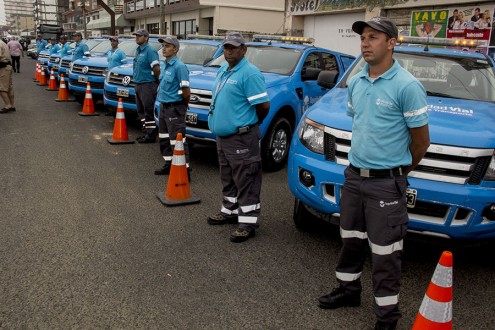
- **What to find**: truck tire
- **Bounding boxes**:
[293,198,317,231]
[262,117,292,172]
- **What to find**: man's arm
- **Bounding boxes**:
[256,101,270,124]
[152,64,160,83]
[407,124,430,174]
[182,87,190,106]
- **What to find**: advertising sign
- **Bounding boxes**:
[411,10,448,38]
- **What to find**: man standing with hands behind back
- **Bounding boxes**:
[317,17,430,330]
[154,36,191,177]
[207,32,270,243]
[133,29,160,143]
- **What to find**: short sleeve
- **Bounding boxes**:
[177,64,190,88]
[245,71,269,106]
[401,81,428,128]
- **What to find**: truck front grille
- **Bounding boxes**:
[69,79,104,90]
[107,73,135,87]
[60,60,72,68]
[104,90,135,104]
[323,127,493,185]
[189,88,212,110]
[72,64,105,76]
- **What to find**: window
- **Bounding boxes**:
[147,23,159,35]
[303,53,321,70]
[172,19,196,39]
[321,53,338,72]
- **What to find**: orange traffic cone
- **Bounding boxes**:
[107,98,135,144]
[156,133,200,206]
[78,82,99,116]
[37,67,47,86]
[33,63,39,81]
[55,74,75,102]
[412,251,453,330]
[46,69,58,91]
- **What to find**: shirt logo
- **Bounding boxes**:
[380,200,399,208]
[227,78,237,85]
[376,98,394,109]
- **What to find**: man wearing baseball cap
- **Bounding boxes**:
[154,36,191,178]
[207,32,270,243]
[107,36,127,70]
[72,32,89,62]
[318,17,429,330]
[132,29,160,143]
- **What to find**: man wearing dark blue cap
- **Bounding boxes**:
[318,17,430,330]
[133,29,160,143]
[207,32,270,243]
[154,36,191,177]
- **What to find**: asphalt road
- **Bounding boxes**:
[1,58,494,329]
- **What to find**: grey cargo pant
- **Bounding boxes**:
[336,166,408,323]
[216,125,262,225]
[135,82,158,137]
[158,102,190,167]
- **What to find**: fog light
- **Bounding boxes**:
[299,169,315,187]
[482,204,495,221]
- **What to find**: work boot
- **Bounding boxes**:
[374,320,398,330]
[207,213,238,225]
[230,224,256,243]
[154,163,171,175]
[318,287,361,309]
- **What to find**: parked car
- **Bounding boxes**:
[288,36,495,240]
[166,35,355,171]
[27,44,37,59]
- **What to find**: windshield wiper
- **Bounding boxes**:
[207,64,222,68]
[426,91,454,98]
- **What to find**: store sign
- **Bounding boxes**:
[290,0,320,14]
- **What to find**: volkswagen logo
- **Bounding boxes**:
[82,66,89,74]
[190,95,200,103]
[122,76,131,86]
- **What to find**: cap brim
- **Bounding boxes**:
[223,41,242,47]
[352,21,394,38]
[158,38,165,43]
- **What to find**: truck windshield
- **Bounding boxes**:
[208,46,302,75]
[177,43,219,65]
[343,52,495,103]
[90,40,112,53]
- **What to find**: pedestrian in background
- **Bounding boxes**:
[317,17,430,330]
[0,38,15,113]
[132,29,160,143]
[107,36,127,69]
[72,32,89,62]
[7,38,24,73]
[154,36,191,177]
[207,32,270,243]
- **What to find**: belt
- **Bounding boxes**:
[162,101,184,107]
[220,124,257,138]
[349,164,406,178]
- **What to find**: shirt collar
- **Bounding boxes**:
[221,57,247,73]
[358,59,400,81]
[166,55,178,65]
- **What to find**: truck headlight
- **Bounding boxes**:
[484,153,495,181]
[299,118,324,154]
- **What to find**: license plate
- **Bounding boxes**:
[116,88,129,97]
[53,65,59,70]
[78,76,88,83]
[186,112,197,125]
[406,188,417,208]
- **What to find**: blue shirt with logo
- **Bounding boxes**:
[49,43,60,55]
[36,39,48,53]
[208,57,269,137]
[60,43,72,58]
[346,60,428,169]
[107,48,127,69]
[72,41,89,61]
[133,43,159,84]
[157,55,189,103]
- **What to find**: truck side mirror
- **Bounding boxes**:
[302,67,321,81]
[317,70,339,89]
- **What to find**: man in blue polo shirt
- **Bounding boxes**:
[154,36,191,176]
[317,17,430,330]
[36,34,48,55]
[72,32,89,62]
[107,36,127,69]
[207,32,270,243]
[59,35,72,58]
[132,29,160,143]
[48,37,60,56]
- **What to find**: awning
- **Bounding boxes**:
[86,14,131,30]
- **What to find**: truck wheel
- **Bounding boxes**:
[262,117,292,172]
[293,198,317,231]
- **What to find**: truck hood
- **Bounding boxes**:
[188,67,290,90]
[308,88,495,148]
[73,56,108,66]
[109,63,133,75]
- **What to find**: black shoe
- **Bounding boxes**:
[154,163,171,175]
[207,213,238,225]
[136,135,156,143]
[0,107,13,113]
[374,320,398,330]
[230,225,256,243]
[318,287,361,309]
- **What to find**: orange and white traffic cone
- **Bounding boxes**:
[46,69,58,91]
[55,74,75,102]
[37,67,47,86]
[412,251,453,330]
[156,133,199,206]
[33,63,39,81]
[78,82,99,116]
[107,98,135,144]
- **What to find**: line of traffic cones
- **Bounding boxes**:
[46,69,58,91]
[156,133,199,206]
[33,63,39,82]
[412,251,453,330]
[78,82,99,116]
[37,65,47,86]
[107,98,134,144]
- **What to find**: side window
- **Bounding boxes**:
[321,53,338,73]
[303,52,321,70]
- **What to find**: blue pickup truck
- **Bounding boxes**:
[288,36,495,240]
[174,35,355,171]
[103,36,225,112]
